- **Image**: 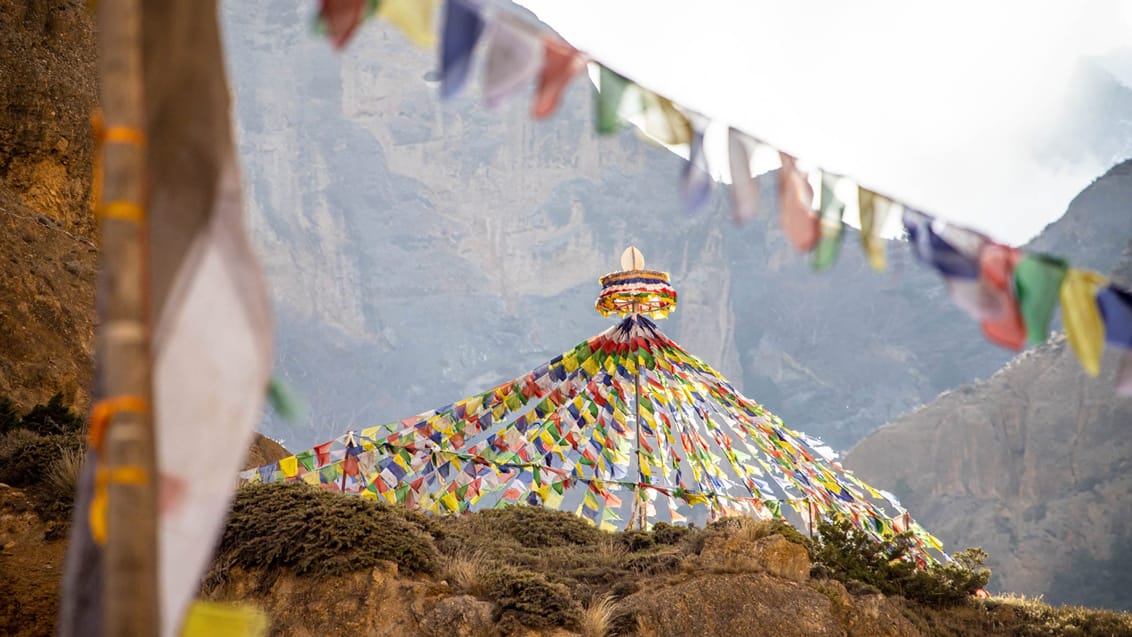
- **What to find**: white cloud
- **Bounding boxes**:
[515,0,1132,244]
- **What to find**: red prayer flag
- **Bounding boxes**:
[533,36,585,119]
[778,153,818,252]
[979,243,1026,350]
[320,0,367,49]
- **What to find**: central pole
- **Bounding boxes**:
[97,0,160,634]
[632,313,646,531]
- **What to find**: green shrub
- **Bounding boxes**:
[811,519,989,606]
[617,530,655,552]
[0,397,21,434]
[216,483,438,582]
[455,505,604,549]
[650,521,690,545]
[481,567,582,629]
[19,393,84,435]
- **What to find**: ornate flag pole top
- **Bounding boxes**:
[595,246,678,319]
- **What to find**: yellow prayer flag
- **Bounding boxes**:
[582,355,600,377]
[440,491,460,512]
[378,0,438,47]
[686,492,710,506]
[857,188,889,272]
[543,488,565,510]
[1060,268,1107,377]
[279,455,298,478]
[563,352,579,373]
[464,395,483,415]
[180,601,268,637]
[638,92,693,146]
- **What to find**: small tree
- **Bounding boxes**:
[812,518,990,606]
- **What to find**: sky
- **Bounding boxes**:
[514,1,1132,244]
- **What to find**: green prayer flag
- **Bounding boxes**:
[814,174,844,271]
[267,376,303,423]
[296,450,316,472]
[1014,254,1069,345]
[595,65,633,135]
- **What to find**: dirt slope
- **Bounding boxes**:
[0,0,98,411]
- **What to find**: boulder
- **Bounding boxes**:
[699,532,811,581]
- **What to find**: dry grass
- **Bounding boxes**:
[45,445,85,501]
[0,428,38,457]
[597,537,628,561]
[443,551,489,596]
[580,593,617,637]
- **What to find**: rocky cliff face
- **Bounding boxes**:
[222,4,1132,452]
[846,210,1132,609]
[0,0,97,411]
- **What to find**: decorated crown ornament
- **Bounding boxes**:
[595,246,678,320]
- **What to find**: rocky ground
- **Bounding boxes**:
[5,459,1132,637]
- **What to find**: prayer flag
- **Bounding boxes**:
[439,0,484,99]
[482,15,542,107]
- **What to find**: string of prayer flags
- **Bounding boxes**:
[310,0,1132,391]
[439,0,484,99]
[483,15,543,108]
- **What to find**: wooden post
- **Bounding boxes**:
[97,0,160,635]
